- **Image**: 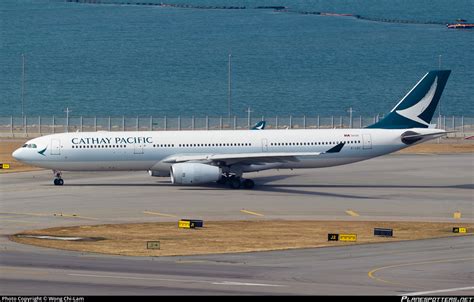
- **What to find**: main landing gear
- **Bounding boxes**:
[218,175,255,189]
[53,170,64,186]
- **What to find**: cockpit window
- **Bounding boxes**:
[22,144,38,148]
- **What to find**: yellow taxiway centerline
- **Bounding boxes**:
[345,209,359,217]
[143,211,177,218]
[240,209,264,217]
[368,257,474,286]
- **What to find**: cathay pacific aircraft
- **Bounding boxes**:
[13,70,451,189]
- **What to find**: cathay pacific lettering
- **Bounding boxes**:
[72,137,111,145]
[114,137,153,145]
[71,137,153,145]
[12,70,452,189]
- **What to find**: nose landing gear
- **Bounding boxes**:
[53,170,64,186]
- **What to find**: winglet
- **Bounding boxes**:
[325,142,345,153]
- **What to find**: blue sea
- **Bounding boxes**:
[1,0,473,117]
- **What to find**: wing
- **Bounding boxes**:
[162,143,345,165]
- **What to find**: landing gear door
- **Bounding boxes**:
[261,138,268,152]
[51,139,61,155]
[134,143,144,154]
[362,134,372,149]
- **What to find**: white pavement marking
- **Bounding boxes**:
[212,281,285,287]
[69,273,209,284]
[17,235,85,241]
[68,273,285,288]
[402,286,474,296]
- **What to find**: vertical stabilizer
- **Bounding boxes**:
[367,70,451,129]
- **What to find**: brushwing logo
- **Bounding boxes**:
[252,121,266,130]
[254,122,265,130]
[395,76,438,126]
[38,147,47,156]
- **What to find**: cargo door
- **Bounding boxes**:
[51,139,61,155]
[134,143,144,154]
[362,134,372,149]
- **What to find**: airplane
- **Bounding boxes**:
[12,70,451,189]
[251,121,266,130]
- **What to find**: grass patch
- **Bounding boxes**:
[11,220,473,257]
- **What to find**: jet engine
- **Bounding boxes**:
[170,163,222,185]
[148,170,170,177]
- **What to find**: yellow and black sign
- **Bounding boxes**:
[339,234,357,242]
[179,220,194,229]
[147,241,160,249]
[178,219,203,229]
[453,227,467,233]
[328,234,339,241]
[1,163,10,169]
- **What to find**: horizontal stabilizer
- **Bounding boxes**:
[401,130,451,144]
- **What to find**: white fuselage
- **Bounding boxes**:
[12,128,440,174]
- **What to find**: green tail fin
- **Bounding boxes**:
[367,70,451,129]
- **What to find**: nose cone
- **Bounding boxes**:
[12,148,23,161]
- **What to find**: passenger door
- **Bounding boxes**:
[362,134,372,149]
[51,139,61,155]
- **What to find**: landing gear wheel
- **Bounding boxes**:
[229,177,241,189]
[53,170,64,186]
[54,178,64,186]
[242,179,255,189]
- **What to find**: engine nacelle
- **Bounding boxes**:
[148,170,170,177]
[170,163,222,185]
